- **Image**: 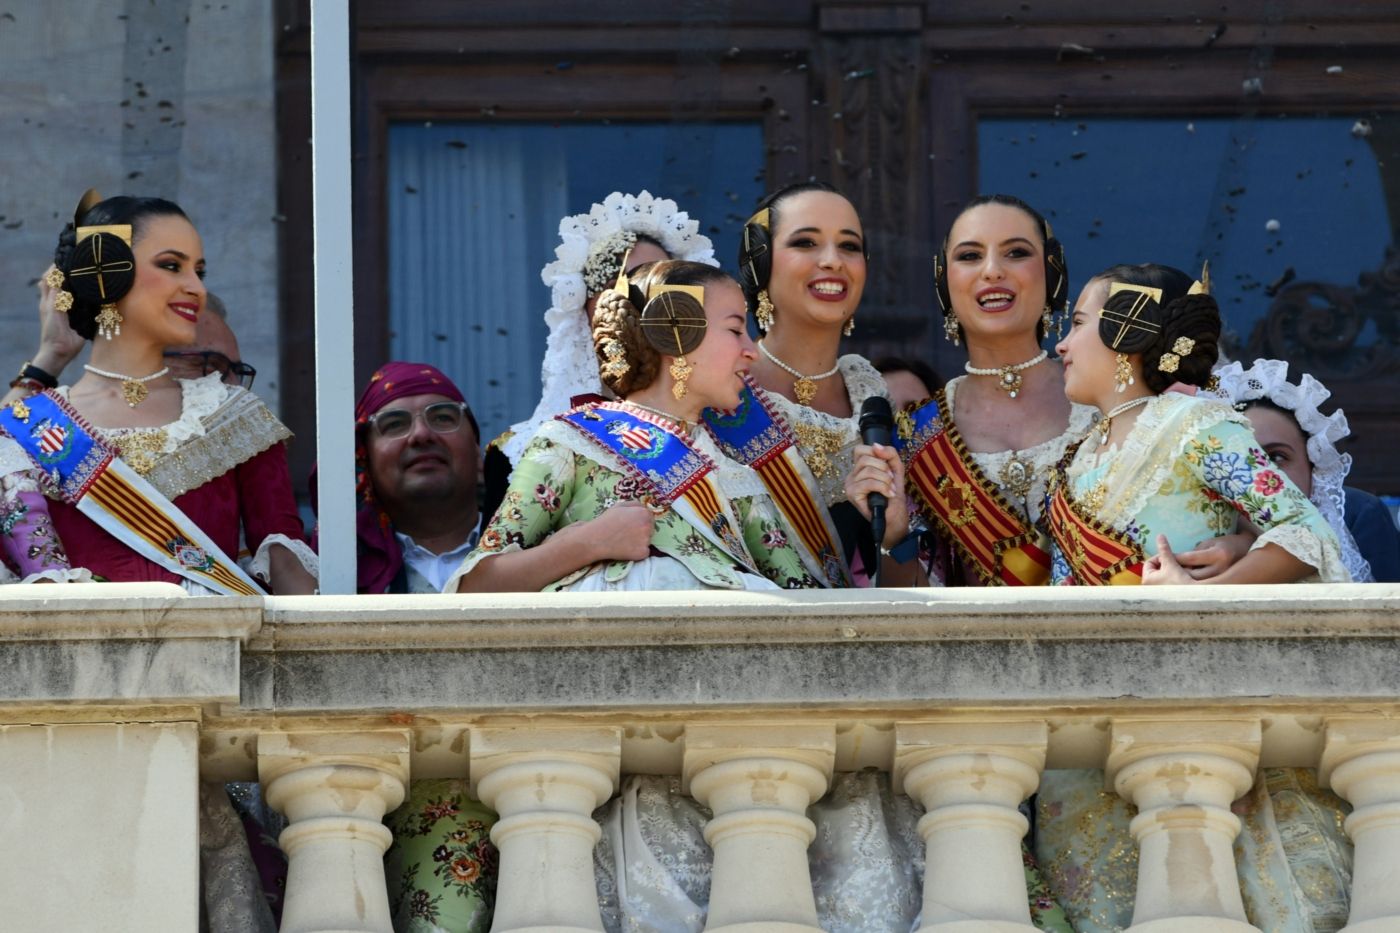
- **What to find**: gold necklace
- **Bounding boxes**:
[758,341,839,407]
[83,364,169,407]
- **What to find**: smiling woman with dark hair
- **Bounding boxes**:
[0,190,315,594]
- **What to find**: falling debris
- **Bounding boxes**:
[1352,119,1373,138]
[1242,77,1263,95]
[1326,65,1344,74]
[1186,122,1196,133]
[1265,218,1281,233]
[1056,43,1095,62]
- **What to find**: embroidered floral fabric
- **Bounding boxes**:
[450,421,822,592]
[593,771,1072,933]
[384,779,499,933]
[1037,767,1352,933]
[1052,394,1347,584]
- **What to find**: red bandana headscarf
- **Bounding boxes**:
[312,362,476,593]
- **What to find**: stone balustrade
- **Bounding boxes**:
[4,583,1400,932]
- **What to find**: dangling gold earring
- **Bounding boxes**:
[1113,353,1134,393]
[670,356,692,400]
[1041,305,1053,336]
[943,313,961,346]
[843,315,855,337]
[95,303,123,340]
[755,290,775,332]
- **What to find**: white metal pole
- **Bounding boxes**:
[309,0,356,594]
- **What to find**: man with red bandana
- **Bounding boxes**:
[338,361,483,593]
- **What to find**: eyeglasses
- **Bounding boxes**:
[367,401,474,440]
[162,350,257,389]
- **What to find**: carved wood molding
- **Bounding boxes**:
[1245,246,1400,381]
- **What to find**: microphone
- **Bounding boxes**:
[858,396,895,556]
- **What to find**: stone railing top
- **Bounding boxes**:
[0,582,261,641]
[256,582,1400,650]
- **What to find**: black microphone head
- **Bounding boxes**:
[859,396,895,446]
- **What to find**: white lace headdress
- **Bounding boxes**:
[1209,358,1373,581]
[501,191,718,464]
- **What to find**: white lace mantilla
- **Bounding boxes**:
[765,354,888,507]
[1210,358,1373,582]
[503,191,719,465]
[944,375,1096,524]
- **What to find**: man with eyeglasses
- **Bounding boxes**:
[343,361,482,593]
[161,294,258,387]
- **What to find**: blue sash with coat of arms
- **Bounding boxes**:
[557,401,758,572]
[0,391,261,595]
[702,380,851,587]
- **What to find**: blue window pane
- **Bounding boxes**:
[387,121,764,443]
[977,116,1391,350]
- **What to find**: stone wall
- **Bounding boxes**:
[0,0,281,408]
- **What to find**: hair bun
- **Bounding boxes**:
[640,289,707,356]
[63,232,137,306]
[1143,293,1221,392]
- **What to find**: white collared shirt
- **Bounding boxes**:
[395,518,482,593]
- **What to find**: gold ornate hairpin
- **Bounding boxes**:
[1187,260,1211,296]
[642,284,707,400]
[1100,282,1164,350]
[1158,337,1196,374]
[75,223,133,246]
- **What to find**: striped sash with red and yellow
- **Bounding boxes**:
[896,390,1052,586]
[559,401,759,573]
[703,382,850,587]
[1046,483,1144,586]
[0,391,262,595]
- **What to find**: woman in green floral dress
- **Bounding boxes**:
[451,259,825,594]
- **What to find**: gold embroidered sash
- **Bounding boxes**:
[1046,481,1145,585]
[900,389,1052,586]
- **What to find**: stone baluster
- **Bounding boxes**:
[259,730,410,933]
[682,723,835,932]
[1320,719,1400,932]
[893,721,1047,931]
[470,726,621,933]
[1105,720,1261,932]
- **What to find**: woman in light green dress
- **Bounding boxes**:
[1038,262,1350,933]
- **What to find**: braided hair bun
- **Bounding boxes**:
[1141,293,1220,392]
[591,278,661,396]
[590,259,736,397]
[1093,262,1220,393]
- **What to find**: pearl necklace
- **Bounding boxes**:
[963,349,1048,399]
[1097,394,1153,445]
[758,341,839,407]
[83,364,169,407]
